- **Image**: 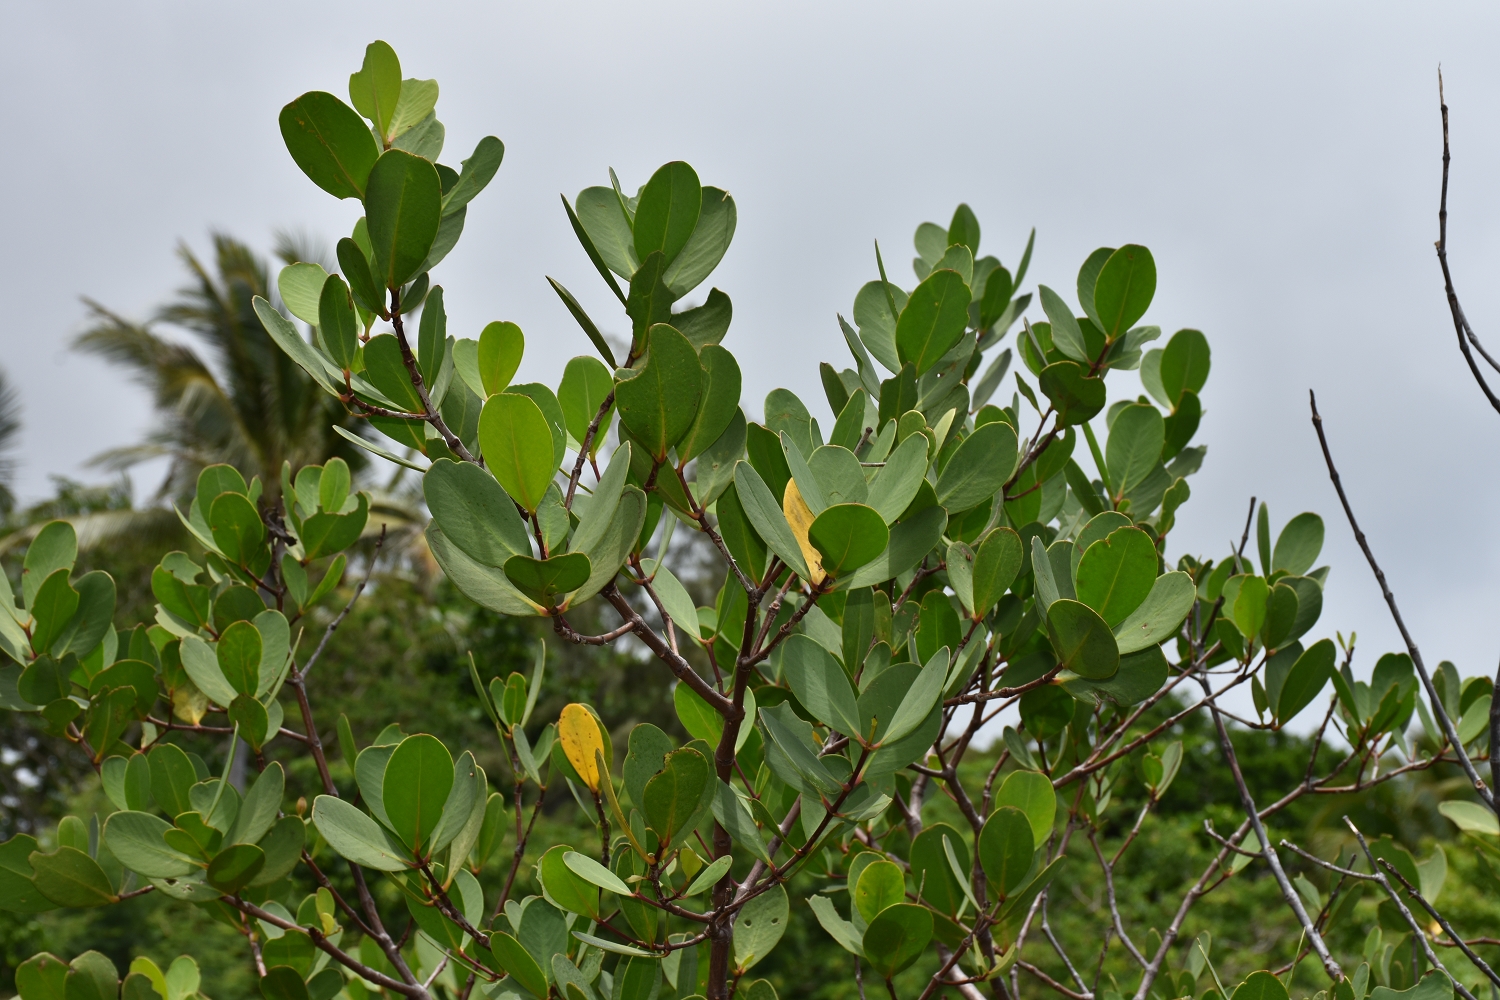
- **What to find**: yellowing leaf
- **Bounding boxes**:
[172,682,208,726]
[559,703,604,791]
[782,480,826,585]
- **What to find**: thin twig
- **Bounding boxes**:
[1310,391,1495,813]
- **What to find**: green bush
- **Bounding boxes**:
[2,38,1497,1000]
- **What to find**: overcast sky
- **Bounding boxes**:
[6,2,1500,697]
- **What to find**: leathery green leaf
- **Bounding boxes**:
[382,734,454,854]
[643,747,711,850]
[1046,599,1119,679]
[633,161,702,267]
[478,392,555,512]
[854,860,906,925]
[616,324,702,462]
[935,421,1017,512]
[996,770,1056,845]
[734,883,788,971]
[1113,571,1195,654]
[1092,245,1156,338]
[896,269,969,375]
[979,806,1034,896]
[971,527,1024,617]
[862,903,932,979]
[1074,527,1158,627]
[503,553,592,610]
[477,321,524,396]
[808,503,888,578]
[279,92,380,200]
[781,633,862,739]
[364,149,441,289]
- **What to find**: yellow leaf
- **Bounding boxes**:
[558,703,603,792]
[172,682,208,726]
[781,479,826,585]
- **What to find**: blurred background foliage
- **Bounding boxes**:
[1,234,1496,999]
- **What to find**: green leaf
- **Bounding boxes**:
[1113,571,1195,654]
[1038,285,1089,363]
[311,795,408,871]
[490,932,549,998]
[808,504,888,579]
[364,149,441,289]
[1229,575,1269,640]
[1276,638,1335,724]
[664,187,736,298]
[28,848,116,907]
[64,952,118,1000]
[733,883,788,972]
[971,528,1024,618]
[841,504,947,590]
[1039,361,1105,426]
[1075,527,1158,627]
[28,570,78,657]
[209,492,267,571]
[808,893,865,955]
[626,253,673,352]
[781,634,862,738]
[313,277,357,371]
[633,162,701,268]
[979,807,1035,896]
[854,860,906,924]
[863,433,926,525]
[575,186,638,278]
[259,966,310,1000]
[677,345,741,464]
[558,355,616,453]
[442,136,504,215]
[347,41,402,136]
[102,812,198,878]
[382,734,454,854]
[896,269,970,375]
[935,421,1017,511]
[475,321,524,396]
[1092,245,1156,338]
[16,954,68,1000]
[883,648,949,745]
[563,851,632,895]
[1046,599,1119,679]
[1273,513,1325,577]
[1160,328,1211,405]
[279,92,380,200]
[617,325,702,462]
[1439,800,1499,836]
[360,334,422,411]
[423,458,531,566]
[504,553,591,609]
[278,262,328,326]
[1105,403,1165,494]
[217,620,262,697]
[1231,972,1290,1000]
[861,903,932,980]
[227,761,284,847]
[995,770,1056,849]
[148,744,197,818]
[478,392,556,512]
[206,843,265,893]
[336,238,384,317]
[758,703,841,796]
[539,844,600,919]
[732,462,810,580]
[643,747,711,850]
[711,781,771,863]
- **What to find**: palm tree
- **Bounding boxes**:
[74,232,365,503]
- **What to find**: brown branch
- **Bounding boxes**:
[1310,391,1495,813]
[1435,73,1500,415]
[565,390,615,508]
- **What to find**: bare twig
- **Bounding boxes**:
[1310,391,1495,813]
[1346,818,1480,1000]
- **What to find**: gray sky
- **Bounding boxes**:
[6,1,1500,695]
